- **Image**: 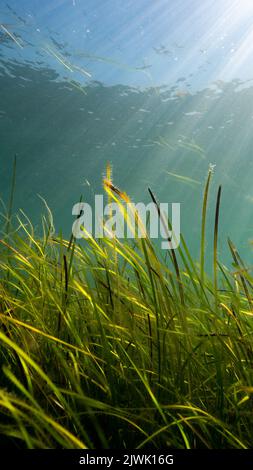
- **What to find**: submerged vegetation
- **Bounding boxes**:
[0,162,253,449]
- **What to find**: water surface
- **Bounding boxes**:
[1,0,253,268]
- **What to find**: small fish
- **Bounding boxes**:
[72,64,92,78]
[153,45,172,55]
[71,51,148,75]
[177,138,205,159]
[5,4,27,26]
[136,64,152,70]
[152,136,176,150]
[184,111,203,117]
[166,171,201,186]
[43,45,73,72]
[0,24,23,48]
[68,79,87,95]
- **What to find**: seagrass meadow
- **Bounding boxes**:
[2,0,253,452]
[1,161,253,449]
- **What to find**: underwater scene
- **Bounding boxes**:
[1,0,253,452]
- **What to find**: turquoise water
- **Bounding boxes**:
[1,0,253,268]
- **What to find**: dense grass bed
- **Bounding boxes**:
[0,164,253,449]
